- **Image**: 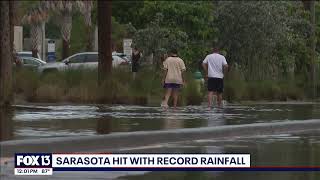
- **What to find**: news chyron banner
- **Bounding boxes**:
[15,153,250,175]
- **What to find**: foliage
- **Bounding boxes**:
[132,1,216,69]
[111,17,136,51]
[137,1,216,40]
[133,13,188,68]
[111,1,144,29]
[16,1,320,102]
[70,11,87,54]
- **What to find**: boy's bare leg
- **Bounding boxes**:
[172,89,179,109]
[162,88,172,107]
[133,72,136,80]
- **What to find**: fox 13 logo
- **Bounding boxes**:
[15,153,52,168]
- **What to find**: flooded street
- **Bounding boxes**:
[120,131,320,180]
[1,103,320,140]
[1,129,319,180]
[1,103,320,180]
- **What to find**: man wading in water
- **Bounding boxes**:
[202,44,228,108]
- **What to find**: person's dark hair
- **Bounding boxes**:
[212,42,220,52]
[170,48,178,55]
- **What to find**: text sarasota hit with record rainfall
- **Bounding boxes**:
[15,153,251,175]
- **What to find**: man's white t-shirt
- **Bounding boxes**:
[203,53,228,78]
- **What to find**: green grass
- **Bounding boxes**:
[14,68,203,105]
[13,67,312,105]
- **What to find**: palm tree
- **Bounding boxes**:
[97,0,112,84]
[0,1,13,106]
[11,1,22,66]
[77,0,93,51]
[22,4,49,58]
[44,1,74,59]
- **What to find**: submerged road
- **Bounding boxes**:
[1,119,320,157]
[1,119,320,179]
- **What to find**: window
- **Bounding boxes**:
[85,54,98,63]
[18,53,32,58]
[69,54,86,63]
[23,58,41,66]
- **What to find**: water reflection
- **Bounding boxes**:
[96,116,112,135]
[163,112,184,130]
[2,103,320,141]
[0,108,14,141]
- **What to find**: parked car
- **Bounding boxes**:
[13,56,46,71]
[112,52,131,64]
[38,52,129,73]
[17,51,41,59]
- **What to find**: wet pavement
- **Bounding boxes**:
[1,103,320,141]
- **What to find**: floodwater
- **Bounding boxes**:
[119,131,320,180]
[0,103,320,180]
[1,103,320,141]
[1,130,319,180]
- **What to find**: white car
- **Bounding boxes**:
[13,57,46,71]
[17,51,41,59]
[38,52,128,73]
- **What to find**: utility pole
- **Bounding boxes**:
[97,0,112,85]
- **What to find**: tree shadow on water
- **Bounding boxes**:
[0,108,14,141]
[96,116,112,135]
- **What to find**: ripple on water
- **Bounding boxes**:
[7,104,320,140]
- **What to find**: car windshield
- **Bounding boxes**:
[17,53,32,58]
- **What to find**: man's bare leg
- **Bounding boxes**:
[208,91,214,108]
[217,93,223,107]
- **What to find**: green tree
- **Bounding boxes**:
[138,1,215,41]
[136,1,216,69]
[22,3,49,58]
[77,0,93,51]
[133,13,188,69]
[111,1,144,29]
[215,1,311,80]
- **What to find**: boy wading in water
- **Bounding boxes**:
[161,49,186,109]
[202,44,228,108]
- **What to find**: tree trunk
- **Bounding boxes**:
[9,1,14,63]
[61,13,72,59]
[31,24,41,58]
[12,1,20,65]
[86,25,93,51]
[0,1,13,107]
[310,0,316,98]
[98,0,112,85]
[62,39,69,60]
